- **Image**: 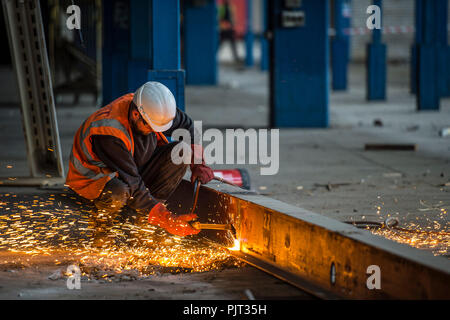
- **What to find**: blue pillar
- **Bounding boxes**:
[435,0,449,97]
[245,0,254,67]
[103,0,185,110]
[127,0,152,93]
[415,0,445,110]
[130,0,185,110]
[260,0,269,71]
[331,0,351,91]
[269,0,329,128]
[183,0,218,85]
[412,0,449,98]
[102,0,130,105]
[366,0,386,101]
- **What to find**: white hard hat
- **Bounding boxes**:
[133,82,177,132]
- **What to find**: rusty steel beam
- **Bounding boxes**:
[167,180,450,299]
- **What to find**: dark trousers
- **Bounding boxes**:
[93,142,188,221]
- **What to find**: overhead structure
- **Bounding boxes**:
[269,0,329,128]
[1,0,64,187]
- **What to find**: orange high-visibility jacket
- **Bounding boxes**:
[66,93,137,200]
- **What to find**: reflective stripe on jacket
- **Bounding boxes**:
[66,93,136,200]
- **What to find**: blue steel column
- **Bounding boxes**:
[147,0,185,110]
[435,0,449,97]
[102,0,130,104]
[127,0,151,93]
[183,0,218,85]
[366,0,386,100]
[413,0,449,99]
[245,0,254,67]
[260,0,269,71]
[331,0,351,91]
[415,0,443,110]
[103,0,185,110]
[269,0,329,128]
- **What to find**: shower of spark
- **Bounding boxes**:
[369,200,450,257]
[0,192,243,277]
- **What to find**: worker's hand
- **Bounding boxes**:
[147,203,200,237]
[191,164,214,184]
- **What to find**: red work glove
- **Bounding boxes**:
[190,144,214,184]
[191,164,214,184]
[148,203,200,237]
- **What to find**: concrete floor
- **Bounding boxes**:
[0,256,311,300]
[0,60,449,298]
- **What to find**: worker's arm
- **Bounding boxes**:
[91,135,159,212]
[163,108,214,184]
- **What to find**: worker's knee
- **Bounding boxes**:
[94,178,130,214]
[151,164,187,200]
[153,143,189,200]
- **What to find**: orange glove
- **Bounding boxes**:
[190,144,214,184]
[147,203,200,237]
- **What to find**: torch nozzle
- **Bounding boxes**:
[191,222,237,237]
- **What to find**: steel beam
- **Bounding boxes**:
[168,180,450,299]
[1,0,65,187]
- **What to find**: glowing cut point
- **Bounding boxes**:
[228,239,240,251]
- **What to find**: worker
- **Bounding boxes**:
[66,81,214,240]
[218,0,241,65]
